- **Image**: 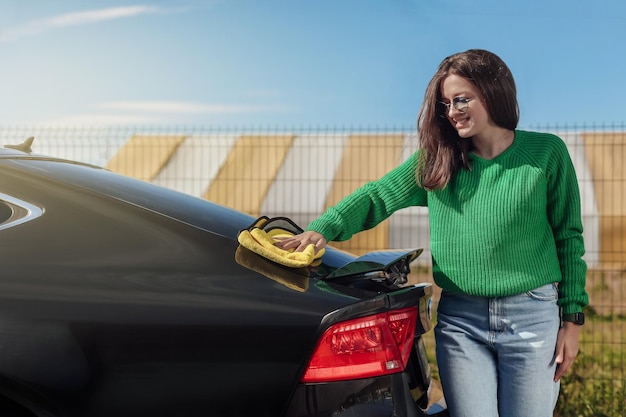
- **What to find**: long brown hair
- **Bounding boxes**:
[416,49,519,190]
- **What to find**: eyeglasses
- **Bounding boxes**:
[437,96,473,118]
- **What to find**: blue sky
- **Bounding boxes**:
[0,0,623,128]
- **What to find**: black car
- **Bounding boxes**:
[0,139,446,417]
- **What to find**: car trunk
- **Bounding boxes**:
[0,158,433,416]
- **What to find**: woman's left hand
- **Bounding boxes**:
[553,322,582,382]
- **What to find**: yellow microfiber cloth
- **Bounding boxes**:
[237,216,325,268]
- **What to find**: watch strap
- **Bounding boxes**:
[562,312,585,325]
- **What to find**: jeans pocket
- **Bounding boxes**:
[525,283,558,301]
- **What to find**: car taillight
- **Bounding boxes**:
[301,306,418,383]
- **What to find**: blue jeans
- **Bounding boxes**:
[435,284,561,417]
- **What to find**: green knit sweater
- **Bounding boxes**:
[307,130,588,314]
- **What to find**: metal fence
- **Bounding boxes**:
[1,124,624,415]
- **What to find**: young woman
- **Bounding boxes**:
[276,49,588,417]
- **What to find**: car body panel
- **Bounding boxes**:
[0,148,445,416]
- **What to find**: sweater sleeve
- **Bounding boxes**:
[306,152,427,242]
[546,137,589,313]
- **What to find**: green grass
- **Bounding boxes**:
[555,312,626,417]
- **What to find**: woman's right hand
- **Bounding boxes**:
[274,231,327,254]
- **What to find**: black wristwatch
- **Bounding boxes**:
[562,312,585,325]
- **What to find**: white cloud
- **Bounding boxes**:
[0,98,293,127]
[99,100,291,114]
[19,99,293,127]
[36,113,160,127]
[0,6,165,43]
